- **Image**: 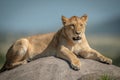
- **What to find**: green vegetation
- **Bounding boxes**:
[99,74,116,80]
[0,52,5,68]
[78,73,117,80]
[113,55,120,67]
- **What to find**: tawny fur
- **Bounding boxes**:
[0,14,112,72]
[0,33,55,72]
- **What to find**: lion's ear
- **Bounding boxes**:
[61,16,68,25]
[80,14,88,23]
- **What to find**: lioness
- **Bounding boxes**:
[0,14,112,72]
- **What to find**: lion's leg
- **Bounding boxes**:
[57,46,81,70]
[12,60,27,66]
[6,60,27,69]
[79,49,112,64]
[4,39,29,70]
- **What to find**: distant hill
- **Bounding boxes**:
[87,16,120,36]
[1,16,120,36]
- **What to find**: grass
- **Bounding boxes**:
[0,51,5,68]
[113,55,120,67]
[99,74,116,80]
[78,73,117,80]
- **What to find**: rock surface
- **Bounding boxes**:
[0,57,120,80]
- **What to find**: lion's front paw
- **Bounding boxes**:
[22,60,27,65]
[71,59,81,70]
[100,57,112,64]
[105,58,112,64]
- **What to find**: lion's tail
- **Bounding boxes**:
[0,61,7,73]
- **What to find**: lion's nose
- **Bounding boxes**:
[75,31,81,35]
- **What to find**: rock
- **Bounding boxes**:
[0,57,120,80]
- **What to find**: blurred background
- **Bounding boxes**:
[0,0,120,68]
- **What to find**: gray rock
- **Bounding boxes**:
[0,57,120,80]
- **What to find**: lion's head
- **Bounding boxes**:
[61,14,88,43]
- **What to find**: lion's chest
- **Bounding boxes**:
[70,44,82,55]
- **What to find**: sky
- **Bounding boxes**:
[0,0,120,34]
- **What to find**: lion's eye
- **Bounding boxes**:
[70,24,75,29]
[80,24,83,26]
[71,26,74,29]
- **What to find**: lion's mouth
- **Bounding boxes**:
[72,36,81,41]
